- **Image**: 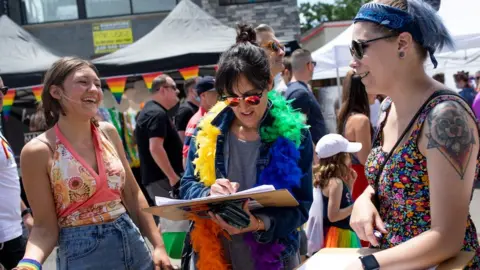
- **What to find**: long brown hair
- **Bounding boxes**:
[313,152,350,189]
[29,103,48,132]
[337,70,371,135]
[42,57,99,128]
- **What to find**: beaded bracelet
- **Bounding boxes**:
[15,258,42,270]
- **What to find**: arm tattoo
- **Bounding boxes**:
[426,101,476,180]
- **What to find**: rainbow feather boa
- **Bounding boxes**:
[190,91,307,270]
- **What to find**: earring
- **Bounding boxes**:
[399,51,405,58]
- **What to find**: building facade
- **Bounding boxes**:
[300,20,351,53]
[3,0,300,59]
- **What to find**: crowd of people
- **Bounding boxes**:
[0,0,479,269]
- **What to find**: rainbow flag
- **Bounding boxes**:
[2,88,16,120]
[32,86,43,103]
[106,76,127,104]
[142,72,163,90]
[179,66,199,80]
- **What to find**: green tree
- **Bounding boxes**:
[299,0,367,33]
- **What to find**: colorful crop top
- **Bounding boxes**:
[50,124,126,227]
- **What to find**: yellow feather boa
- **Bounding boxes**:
[192,101,228,187]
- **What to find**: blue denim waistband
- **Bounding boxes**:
[58,213,133,242]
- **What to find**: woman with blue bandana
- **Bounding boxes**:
[347,0,480,269]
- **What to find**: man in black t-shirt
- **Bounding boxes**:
[174,77,199,142]
[285,49,327,145]
[135,74,184,201]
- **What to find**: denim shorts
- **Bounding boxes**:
[56,213,154,270]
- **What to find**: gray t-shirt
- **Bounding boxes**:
[221,132,261,270]
[226,132,261,191]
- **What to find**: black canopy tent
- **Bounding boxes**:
[0,15,61,88]
[93,0,237,76]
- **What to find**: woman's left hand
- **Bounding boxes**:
[152,246,174,270]
[344,258,363,270]
[209,200,263,235]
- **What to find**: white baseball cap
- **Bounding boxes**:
[315,134,362,159]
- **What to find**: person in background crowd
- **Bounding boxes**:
[432,72,445,84]
[182,76,218,169]
[180,24,313,270]
[284,48,325,259]
[0,77,34,270]
[175,77,199,142]
[454,71,477,107]
[254,24,286,91]
[337,70,372,202]
[15,57,172,270]
[285,49,328,145]
[472,91,480,121]
[282,57,293,86]
[274,57,292,94]
[475,71,480,92]
[307,134,362,256]
[135,74,184,202]
[348,0,479,269]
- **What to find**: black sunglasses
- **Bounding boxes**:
[350,34,398,60]
[263,41,285,53]
[0,86,8,95]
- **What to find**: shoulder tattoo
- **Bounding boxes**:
[426,101,476,180]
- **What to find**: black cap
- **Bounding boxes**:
[196,76,215,95]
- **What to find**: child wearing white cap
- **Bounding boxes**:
[306,134,362,256]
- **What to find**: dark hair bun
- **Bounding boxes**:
[454,70,469,82]
[423,0,440,11]
[236,23,257,45]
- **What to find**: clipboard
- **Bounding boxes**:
[296,248,475,270]
[143,189,299,220]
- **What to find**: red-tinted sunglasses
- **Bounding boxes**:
[221,92,263,107]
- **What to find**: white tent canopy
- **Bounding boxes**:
[312,0,480,80]
[93,0,236,66]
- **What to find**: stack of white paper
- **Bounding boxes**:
[155,185,276,207]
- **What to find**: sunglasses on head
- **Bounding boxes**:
[263,41,285,53]
[0,86,8,95]
[221,92,263,107]
[350,34,398,60]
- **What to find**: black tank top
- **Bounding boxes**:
[322,180,354,230]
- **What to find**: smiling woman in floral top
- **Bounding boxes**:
[346,0,480,269]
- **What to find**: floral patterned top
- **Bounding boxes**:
[50,124,126,227]
[365,94,480,269]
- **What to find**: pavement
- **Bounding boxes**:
[16,189,480,269]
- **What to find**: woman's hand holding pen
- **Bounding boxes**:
[210,178,240,196]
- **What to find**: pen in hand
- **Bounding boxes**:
[211,168,239,196]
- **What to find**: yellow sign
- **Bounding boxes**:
[92,21,133,54]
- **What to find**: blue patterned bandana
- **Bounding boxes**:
[354,3,438,68]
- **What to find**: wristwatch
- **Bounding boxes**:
[359,254,380,270]
[21,208,32,218]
